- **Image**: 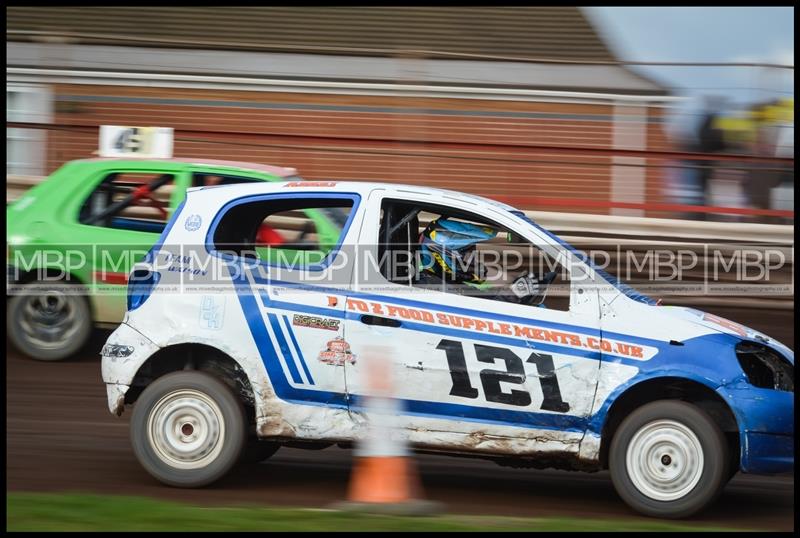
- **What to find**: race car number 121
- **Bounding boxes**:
[437,339,570,413]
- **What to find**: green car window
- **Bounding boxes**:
[79,172,177,234]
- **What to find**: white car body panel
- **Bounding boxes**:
[102,180,791,468]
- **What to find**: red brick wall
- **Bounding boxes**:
[47,84,670,213]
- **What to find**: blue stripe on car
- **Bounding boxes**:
[267,312,304,385]
[282,314,316,385]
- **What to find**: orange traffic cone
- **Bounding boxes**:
[347,453,420,504]
[333,346,442,515]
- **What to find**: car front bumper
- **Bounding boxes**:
[718,382,794,474]
[740,431,794,474]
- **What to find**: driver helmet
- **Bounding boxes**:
[419,218,497,285]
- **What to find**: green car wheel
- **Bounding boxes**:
[7,281,92,361]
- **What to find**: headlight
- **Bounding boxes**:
[735,341,794,392]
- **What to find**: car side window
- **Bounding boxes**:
[212,196,354,268]
[379,198,571,311]
[78,172,176,234]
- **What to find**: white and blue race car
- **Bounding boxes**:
[101,180,793,518]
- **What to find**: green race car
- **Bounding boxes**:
[7,157,343,361]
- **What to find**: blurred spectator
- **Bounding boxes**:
[671,98,728,221]
[695,106,728,220]
[742,100,794,223]
[771,122,794,220]
[670,97,794,224]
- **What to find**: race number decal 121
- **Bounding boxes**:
[436,339,570,413]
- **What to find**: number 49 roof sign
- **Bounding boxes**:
[99,126,174,159]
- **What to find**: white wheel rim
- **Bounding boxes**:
[147,389,225,469]
[626,419,705,502]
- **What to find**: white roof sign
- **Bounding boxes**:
[99,126,174,159]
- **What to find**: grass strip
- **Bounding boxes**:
[7,492,749,532]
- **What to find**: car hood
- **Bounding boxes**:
[660,305,794,364]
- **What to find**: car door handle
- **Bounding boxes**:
[360,314,402,328]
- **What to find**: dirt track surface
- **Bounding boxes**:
[6,306,794,531]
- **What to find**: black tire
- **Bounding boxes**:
[7,281,92,361]
[130,371,248,488]
[609,400,729,519]
[240,439,280,464]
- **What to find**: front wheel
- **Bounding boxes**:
[130,371,248,488]
[609,400,729,519]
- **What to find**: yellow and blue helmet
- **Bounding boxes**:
[419,218,497,284]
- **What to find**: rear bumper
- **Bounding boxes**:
[105,382,129,416]
[101,322,160,415]
[101,322,160,385]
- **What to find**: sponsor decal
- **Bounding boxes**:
[702,312,748,337]
[285,181,338,188]
[166,253,208,276]
[101,344,135,358]
[345,298,652,360]
[318,336,356,366]
[293,314,341,332]
[199,295,225,330]
[184,214,202,231]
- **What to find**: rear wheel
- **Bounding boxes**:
[7,280,92,361]
[609,400,729,519]
[131,371,247,487]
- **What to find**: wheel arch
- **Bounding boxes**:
[124,343,259,423]
[597,376,741,472]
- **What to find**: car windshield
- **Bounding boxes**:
[510,211,657,305]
